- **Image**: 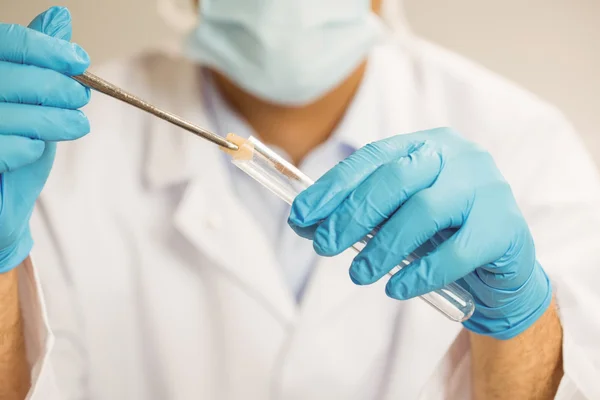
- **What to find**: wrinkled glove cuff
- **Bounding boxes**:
[462,262,553,340]
[0,230,33,274]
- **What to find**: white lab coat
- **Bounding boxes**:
[21,36,600,399]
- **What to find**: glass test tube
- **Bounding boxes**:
[222,134,475,322]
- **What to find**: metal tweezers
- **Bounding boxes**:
[72,71,239,151]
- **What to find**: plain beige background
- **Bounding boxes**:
[2,0,599,167]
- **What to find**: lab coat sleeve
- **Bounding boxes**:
[18,256,60,399]
[20,205,90,399]
[517,113,600,399]
[421,113,600,399]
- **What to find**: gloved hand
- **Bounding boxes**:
[288,128,552,340]
[0,7,91,273]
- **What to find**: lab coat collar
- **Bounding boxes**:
[143,63,297,322]
[140,49,410,323]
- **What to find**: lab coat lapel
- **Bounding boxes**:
[173,152,297,324]
[143,74,296,324]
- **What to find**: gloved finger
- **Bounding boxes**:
[0,103,90,141]
[0,62,90,108]
[0,135,45,173]
[289,135,429,227]
[349,185,468,285]
[287,222,317,240]
[28,6,73,41]
[312,142,442,256]
[384,222,498,300]
[0,9,89,75]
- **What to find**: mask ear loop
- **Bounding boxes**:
[157,0,198,33]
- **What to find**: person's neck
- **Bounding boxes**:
[211,62,367,165]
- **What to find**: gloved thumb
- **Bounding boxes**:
[28,6,73,40]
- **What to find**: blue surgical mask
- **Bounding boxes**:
[185,0,384,106]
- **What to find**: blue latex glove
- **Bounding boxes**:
[0,7,91,273]
[289,128,552,340]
